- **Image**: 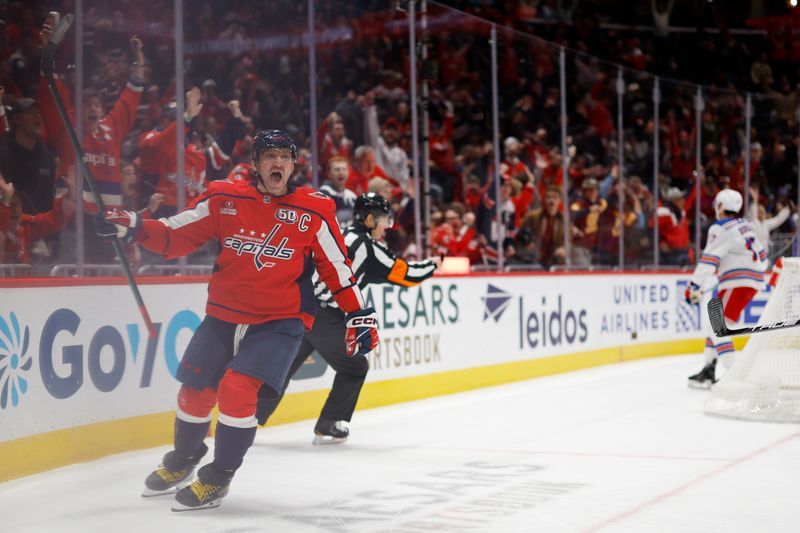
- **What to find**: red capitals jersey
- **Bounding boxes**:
[226,163,254,182]
[0,197,71,264]
[38,77,142,213]
[138,179,365,326]
[345,163,391,196]
[138,121,208,208]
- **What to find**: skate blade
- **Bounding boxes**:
[687,380,712,390]
[312,434,348,445]
[171,499,223,512]
[141,479,193,498]
[142,487,177,497]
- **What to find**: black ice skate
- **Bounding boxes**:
[312,418,349,445]
[172,463,234,512]
[142,443,208,497]
[688,360,717,389]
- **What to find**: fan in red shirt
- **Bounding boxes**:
[0,171,74,264]
[95,130,379,512]
[499,143,536,229]
[502,137,534,186]
[137,87,207,217]
[657,187,691,265]
[317,112,353,170]
[537,148,565,203]
[345,145,393,195]
[226,160,255,182]
[431,204,481,263]
[225,133,257,182]
[198,79,231,133]
[581,94,615,140]
[36,23,145,214]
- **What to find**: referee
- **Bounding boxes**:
[256,192,441,443]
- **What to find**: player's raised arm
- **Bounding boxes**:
[349,193,440,287]
[94,186,218,259]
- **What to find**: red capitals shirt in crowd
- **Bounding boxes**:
[138,121,208,209]
[0,197,72,263]
[137,179,365,326]
[656,204,690,250]
[38,77,142,213]
[431,223,481,263]
[345,163,392,196]
[317,119,352,170]
[226,163,255,182]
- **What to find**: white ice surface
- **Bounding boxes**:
[2,353,799,533]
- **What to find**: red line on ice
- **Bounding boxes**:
[584,430,800,532]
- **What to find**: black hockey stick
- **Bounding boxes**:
[708,296,800,337]
[41,14,157,338]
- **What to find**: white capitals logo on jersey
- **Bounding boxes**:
[83,152,117,168]
[222,224,295,271]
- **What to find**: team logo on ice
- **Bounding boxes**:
[0,312,32,409]
[482,284,513,322]
[675,280,701,332]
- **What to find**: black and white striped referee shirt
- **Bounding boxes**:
[314,225,439,310]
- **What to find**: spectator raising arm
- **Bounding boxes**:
[363,93,409,188]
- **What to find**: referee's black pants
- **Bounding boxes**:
[255,305,370,426]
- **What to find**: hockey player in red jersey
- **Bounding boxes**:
[95,130,379,511]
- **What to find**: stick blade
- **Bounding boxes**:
[707,297,728,336]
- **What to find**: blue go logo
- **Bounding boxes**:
[38,308,200,400]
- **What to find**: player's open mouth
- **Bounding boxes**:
[269,171,283,183]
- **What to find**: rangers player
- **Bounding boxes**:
[685,189,767,388]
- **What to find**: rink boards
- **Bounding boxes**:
[0,272,763,481]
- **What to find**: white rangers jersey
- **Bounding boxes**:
[691,217,768,291]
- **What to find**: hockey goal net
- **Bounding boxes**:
[704,257,800,422]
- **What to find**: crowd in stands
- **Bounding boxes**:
[1,0,798,273]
